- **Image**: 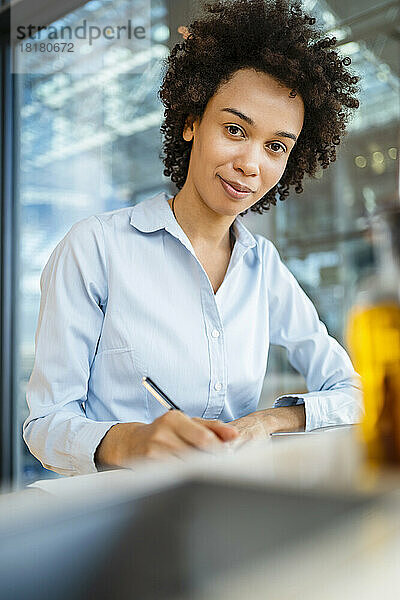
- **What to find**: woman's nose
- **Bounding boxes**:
[233,147,262,177]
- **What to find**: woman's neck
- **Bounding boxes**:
[168,189,235,253]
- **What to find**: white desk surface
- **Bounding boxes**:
[3,426,400,599]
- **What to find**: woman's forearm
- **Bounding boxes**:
[264,405,306,433]
[229,405,306,439]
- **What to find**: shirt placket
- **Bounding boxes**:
[164,221,251,420]
[198,242,250,419]
[200,287,227,419]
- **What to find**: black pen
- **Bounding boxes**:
[141,376,183,412]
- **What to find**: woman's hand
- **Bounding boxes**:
[95,410,239,469]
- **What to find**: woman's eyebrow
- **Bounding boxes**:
[220,107,298,142]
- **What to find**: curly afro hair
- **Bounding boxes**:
[158,0,360,215]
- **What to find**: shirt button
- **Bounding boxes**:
[211,329,220,338]
[214,382,223,391]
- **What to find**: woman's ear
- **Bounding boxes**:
[177,25,190,40]
[183,115,196,142]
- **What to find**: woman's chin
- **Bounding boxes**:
[211,204,242,217]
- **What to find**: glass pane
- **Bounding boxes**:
[258,0,399,405]
[15,0,169,485]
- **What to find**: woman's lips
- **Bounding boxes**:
[218,175,252,200]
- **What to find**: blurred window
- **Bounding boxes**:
[15,0,170,484]
[252,0,400,404]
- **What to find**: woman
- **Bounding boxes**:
[24,0,362,476]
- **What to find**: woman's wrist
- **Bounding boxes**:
[94,424,120,470]
[264,405,306,433]
[94,422,144,469]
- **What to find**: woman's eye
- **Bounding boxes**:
[268,142,286,153]
[225,126,286,154]
[226,125,244,137]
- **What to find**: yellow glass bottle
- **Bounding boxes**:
[346,208,400,466]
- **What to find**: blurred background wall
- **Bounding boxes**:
[0,0,398,486]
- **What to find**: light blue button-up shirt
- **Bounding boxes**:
[24,191,362,476]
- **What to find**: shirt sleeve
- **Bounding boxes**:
[264,239,364,431]
[23,216,120,476]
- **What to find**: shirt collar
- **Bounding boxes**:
[129,191,259,255]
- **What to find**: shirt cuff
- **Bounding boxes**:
[71,420,121,475]
[273,389,363,432]
[273,394,317,431]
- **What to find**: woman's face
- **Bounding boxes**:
[183,68,305,217]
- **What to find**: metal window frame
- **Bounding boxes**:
[0,0,94,487]
[0,36,16,487]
